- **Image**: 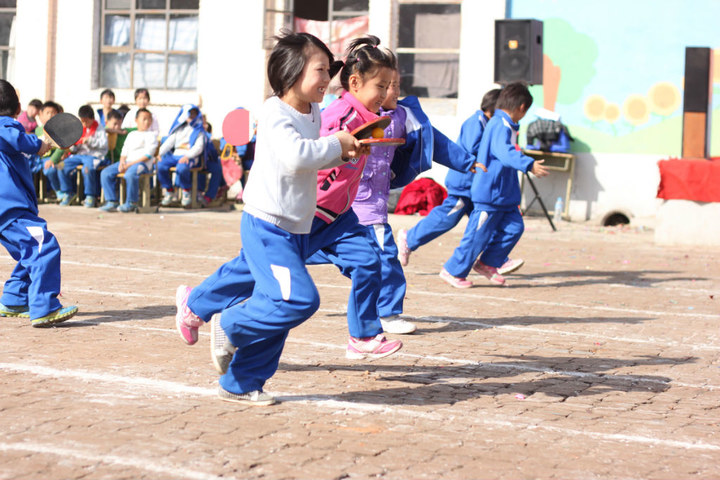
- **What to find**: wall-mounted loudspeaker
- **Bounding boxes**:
[494,19,543,85]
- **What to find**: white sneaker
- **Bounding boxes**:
[380,315,417,334]
[161,189,176,206]
[181,190,192,207]
[498,258,525,276]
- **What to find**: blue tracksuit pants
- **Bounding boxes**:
[198,158,224,200]
[443,206,524,278]
[406,194,473,251]
[218,212,320,394]
[0,214,62,319]
[188,210,383,340]
[157,153,201,190]
[59,155,108,197]
[43,164,61,194]
[100,162,150,205]
[308,222,405,319]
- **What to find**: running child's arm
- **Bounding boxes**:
[491,127,535,173]
[268,114,347,171]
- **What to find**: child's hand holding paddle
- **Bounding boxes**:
[37,141,51,157]
[335,130,369,159]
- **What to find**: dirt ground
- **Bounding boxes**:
[0,204,719,480]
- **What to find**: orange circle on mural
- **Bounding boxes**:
[648,82,680,116]
[623,94,649,126]
[584,95,606,122]
[604,103,620,123]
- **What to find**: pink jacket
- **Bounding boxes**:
[316,91,377,223]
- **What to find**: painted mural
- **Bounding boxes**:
[510,0,720,156]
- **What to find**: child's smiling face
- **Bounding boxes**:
[349,66,393,114]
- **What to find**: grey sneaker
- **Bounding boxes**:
[217,386,276,406]
[210,313,237,374]
[380,315,417,334]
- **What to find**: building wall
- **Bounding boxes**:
[16,0,679,223]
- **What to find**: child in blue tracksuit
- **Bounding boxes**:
[0,79,78,327]
[443,82,549,285]
[174,32,371,406]
[157,104,206,208]
[398,89,500,273]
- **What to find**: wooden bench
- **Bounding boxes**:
[167,166,205,209]
[115,171,157,213]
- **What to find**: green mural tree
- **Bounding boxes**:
[536,18,599,111]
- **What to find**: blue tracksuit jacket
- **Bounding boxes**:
[470,110,534,210]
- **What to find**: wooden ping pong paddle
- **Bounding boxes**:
[43,112,83,149]
[359,138,406,146]
[350,116,391,140]
[222,108,251,146]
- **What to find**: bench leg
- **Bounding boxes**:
[190,170,198,209]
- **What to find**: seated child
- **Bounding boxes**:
[96,88,117,128]
[121,88,160,136]
[34,101,65,200]
[197,119,226,207]
[99,108,158,213]
[104,109,129,164]
[157,104,206,207]
[0,79,78,327]
[18,99,42,134]
[57,105,109,207]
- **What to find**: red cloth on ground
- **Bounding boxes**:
[657,157,720,203]
[394,177,447,216]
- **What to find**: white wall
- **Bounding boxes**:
[13,0,49,103]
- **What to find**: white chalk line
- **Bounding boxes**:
[48,256,720,320]
[58,286,720,354]
[1,362,718,453]
[0,441,233,480]
[2,256,718,320]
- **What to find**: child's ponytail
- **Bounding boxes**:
[337,35,397,90]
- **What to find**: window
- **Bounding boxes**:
[0,0,16,81]
[99,0,198,90]
[263,0,368,56]
[397,1,461,99]
[263,0,294,49]
[293,0,368,56]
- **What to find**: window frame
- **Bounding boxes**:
[96,0,199,90]
[0,2,16,81]
[263,0,369,56]
[396,0,461,100]
[263,0,294,49]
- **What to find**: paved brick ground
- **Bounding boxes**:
[0,205,718,479]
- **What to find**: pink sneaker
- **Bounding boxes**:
[439,268,473,289]
[346,334,402,360]
[397,228,412,266]
[472,261,506,285]
[175,285,203,345]
[498,258,524,276]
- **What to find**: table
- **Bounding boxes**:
[520,149,576,228]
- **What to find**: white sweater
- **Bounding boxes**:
[119,130,159,169]
[242,96,344,234]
